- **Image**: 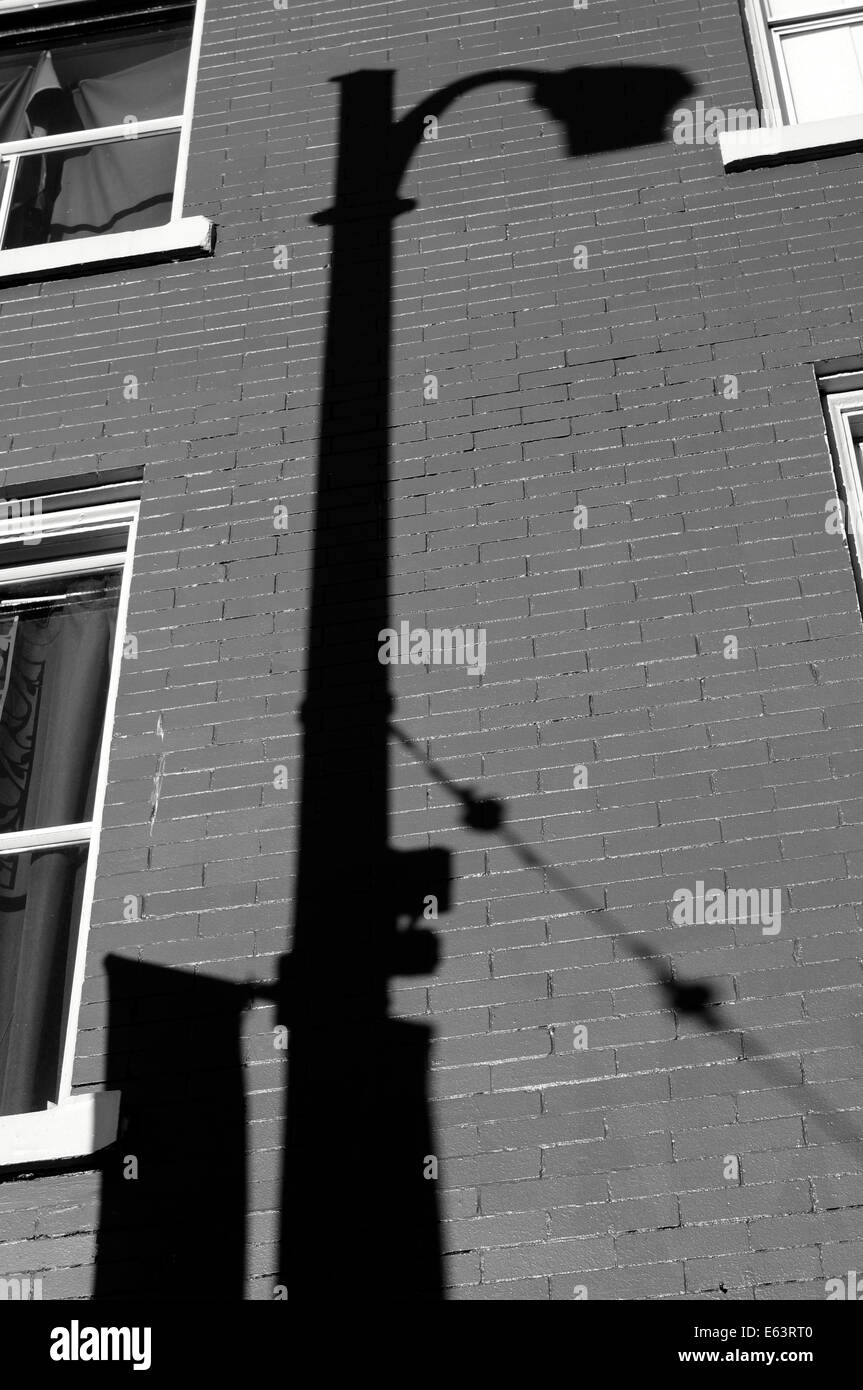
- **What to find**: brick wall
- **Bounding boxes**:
[1,0,863,1300]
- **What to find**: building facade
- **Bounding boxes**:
[1,0,863,1300]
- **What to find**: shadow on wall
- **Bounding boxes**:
[94,958,247,1299]
[277,60,695,1302]
[93,62,695,1300]
[391,724,863,1158]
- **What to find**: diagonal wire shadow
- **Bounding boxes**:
[390,721,863,1161]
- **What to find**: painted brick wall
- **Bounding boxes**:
[2,0,863,1300]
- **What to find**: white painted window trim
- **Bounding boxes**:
[0,214,213,281]
[172,0,208,219]
[0,498,139,1167]
[720,110,863,167]
[766,0,863,13]
[726,0,863,167]
[825,387,863,570]
[743,0,787,124]
[0,0,212,282]
[0,1092,121,1165]
[0,551,128,581]
[0,823,92,852]
[0,499,141,542]
[0,117,183,162]
[0,0,122,11]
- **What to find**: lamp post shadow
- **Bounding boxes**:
[276,63,693,1299]
[87,62,698,1301]
[88,63,863,1301]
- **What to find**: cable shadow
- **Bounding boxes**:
[390,722,863,1161]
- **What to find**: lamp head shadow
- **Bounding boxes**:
[531,64,695,156]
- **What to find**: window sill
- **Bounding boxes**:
[720,113,863,171]
[0,215,214,286]
[0,1092,120,1167]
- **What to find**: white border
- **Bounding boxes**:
[0,499,138,1166]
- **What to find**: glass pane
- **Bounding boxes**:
[0,12,193,143]
[854,23,863,83]
[0,570,120,833]
[0,843,88,1116]
[779,24,863,121]
[0,520,129,570]
[3,130,179,248]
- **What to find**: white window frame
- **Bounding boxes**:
[824,381,863,585]
[0,0,212,282]
[722,0,863,168]
[772,13,863,122]
[0,496,138,1166]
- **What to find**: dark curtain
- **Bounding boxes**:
[0,586,115,1117]
[0,45,186,247]
[0,64,41,143]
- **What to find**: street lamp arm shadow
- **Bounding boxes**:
[389,64,695,185]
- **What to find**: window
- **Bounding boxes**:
[823,377,863,602]
[0,492,137,1163]
[747,0,863,123]
[0,0,211,280]
[723,1,863,167]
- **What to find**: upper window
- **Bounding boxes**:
[0,494,137,1123]
[721,1,863,167]
[0,1,195,250]
[745,0,863,126]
